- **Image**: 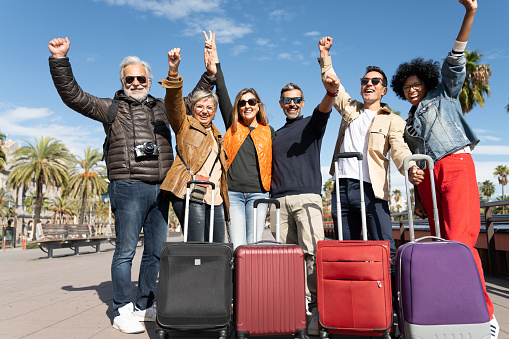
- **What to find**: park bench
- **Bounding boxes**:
[32,224,111,259]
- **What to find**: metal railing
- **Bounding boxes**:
[391,199,509,276]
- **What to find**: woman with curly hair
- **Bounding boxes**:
[391,0,497,336]
[204,31,274,249]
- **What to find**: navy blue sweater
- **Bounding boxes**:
[271,106,331,198]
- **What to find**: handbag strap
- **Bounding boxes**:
[176,138,221,178]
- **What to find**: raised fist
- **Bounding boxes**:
[48,37,70,58]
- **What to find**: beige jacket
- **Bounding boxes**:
[159,76,229,220]
[319,55,413,201]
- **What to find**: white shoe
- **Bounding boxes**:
[490,316,499,339]
[133,304,157,322]
[307,308,319,336]
[113,303,145,334]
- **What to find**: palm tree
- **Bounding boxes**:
[480,180,496,202]
[459,50,491,116]
[49,194,78,224]
[393,189,402,206]
[322,177,334,215]
[0,188,14,222]
[68,147,107,224]
[493,165,508,213]
[0,131,6,171]
[7,137,72,227]
[24,191,50,214]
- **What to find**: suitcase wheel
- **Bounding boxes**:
[319,329,329,338]
[155,330,166,339]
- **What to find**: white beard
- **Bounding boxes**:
[123,85,149,102]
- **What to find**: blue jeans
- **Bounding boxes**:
[170,195,226,243]
[331,179,396,273]
[227,191,269,249]
[109,180,169,316]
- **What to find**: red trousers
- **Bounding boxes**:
[418,153,494,318]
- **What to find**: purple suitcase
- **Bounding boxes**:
[396,154,490,338]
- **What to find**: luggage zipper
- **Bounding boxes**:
[377,281,382,288]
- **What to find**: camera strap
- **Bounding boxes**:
[128,102,159,152]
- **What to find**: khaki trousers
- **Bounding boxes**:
[270,193,324,310]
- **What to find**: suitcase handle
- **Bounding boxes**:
[333,152,367,241]
[333,152,363,161]
[184,180,216,243]
[403,154,440,241]
[253,198,280,243]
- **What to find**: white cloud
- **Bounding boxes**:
[0,106,103,157]
[232,45,248,57]
[473,145,509,155]
[304,31,320,37]
[256,38,269,46]
[95,0,222,20]
[277,52,304,62]
[184,17,252,43]
[268,9,284,19]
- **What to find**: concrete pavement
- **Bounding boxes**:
[1,229,508,338]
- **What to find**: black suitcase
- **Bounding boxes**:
[156,180,234,339]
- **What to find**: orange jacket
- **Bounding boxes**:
[224,122,272,191]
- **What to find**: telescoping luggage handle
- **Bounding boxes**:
[184,180,215,243]
[253,199,280,243]
[403,154,440,242]
[333,152,367,241]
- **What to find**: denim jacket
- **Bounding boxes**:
[405,52,479,166]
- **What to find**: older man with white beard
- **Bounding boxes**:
[48,37,217,334]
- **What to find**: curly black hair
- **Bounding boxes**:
[391,58,440,100]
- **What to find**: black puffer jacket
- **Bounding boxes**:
[49,56,215,183]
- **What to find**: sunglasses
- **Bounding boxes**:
[238,98,258,107]
[281,97,303,105]
[360,77,383,86]
[124,75,148,84]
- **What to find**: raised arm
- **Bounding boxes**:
[48,37,110,123]
[204,30,233,129]
[441,0,477,98]
[457,0,477,42]
[163,48,187,133]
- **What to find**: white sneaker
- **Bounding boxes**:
[307,308,319,336]
[113,302,145,334]
[133,304,157,322]
[490,316,499,339]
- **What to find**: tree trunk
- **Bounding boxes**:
[34,176,44,227]
[79,189,87,224]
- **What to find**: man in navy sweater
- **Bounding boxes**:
[271,77,339,336]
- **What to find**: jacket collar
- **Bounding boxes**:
[113,89,157,107]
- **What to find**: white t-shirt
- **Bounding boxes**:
[335,109,377,183]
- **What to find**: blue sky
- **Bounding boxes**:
[1,0,508,200]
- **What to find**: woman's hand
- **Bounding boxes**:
[203,30,218,77]
[168,48,181,75]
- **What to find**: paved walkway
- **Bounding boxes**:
[1,229,508,339]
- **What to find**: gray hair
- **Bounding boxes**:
[190,90,218,112]
[280,82,304,100]
[119,56,153,82]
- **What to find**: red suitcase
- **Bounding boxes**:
[316,152,392,338]
[234,199,307,339]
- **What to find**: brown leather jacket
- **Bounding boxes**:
[160,77,229,220]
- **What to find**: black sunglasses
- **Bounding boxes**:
[238,98,258,107]
[124,75,148,84]
[281,97,303,104]
[360,77,383,86]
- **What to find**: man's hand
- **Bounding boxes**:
[48,37,70,58]
[408,166,425,185]
[203,30,217,77]
[323,74,340,94]
[168,48,181,75]
[318,36,333,58]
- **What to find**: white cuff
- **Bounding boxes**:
[452,40,467,54]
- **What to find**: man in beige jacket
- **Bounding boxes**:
[318,37,423,275]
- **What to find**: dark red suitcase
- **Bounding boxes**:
[234,199,307,339]
[316,152,392,338]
